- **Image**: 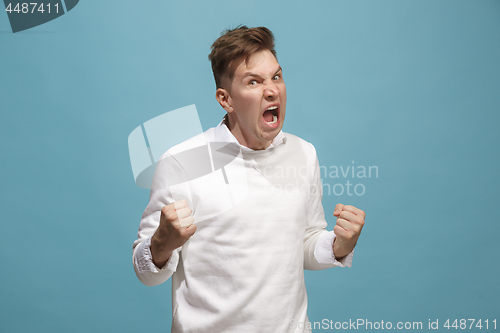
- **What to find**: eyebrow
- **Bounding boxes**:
[242,66,282,79]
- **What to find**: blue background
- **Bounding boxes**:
[1,0,499,331]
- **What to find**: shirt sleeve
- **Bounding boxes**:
[132,152,189,286]
[303,144,353,270]
[314,231,353,267]
[133,235,181,286]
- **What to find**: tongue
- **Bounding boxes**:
[263,110,274,122]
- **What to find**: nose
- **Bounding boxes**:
[264,82,279,99]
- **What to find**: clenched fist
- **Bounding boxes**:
[150,200,197,268]
[332,203,365,259]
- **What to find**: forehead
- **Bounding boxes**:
[233,50,280,78]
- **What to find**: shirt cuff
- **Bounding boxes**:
[314,231,353,268]
[135,235,179,273]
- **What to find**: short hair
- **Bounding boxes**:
[208,26,277,90]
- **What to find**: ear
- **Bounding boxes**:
[216,88,234,114]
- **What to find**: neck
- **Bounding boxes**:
[224,114,271,150]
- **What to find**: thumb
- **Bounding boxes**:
[184,223,197,238]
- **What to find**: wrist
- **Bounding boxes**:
[333,238,354,259]
[150,243,172,269]
[150,233,173,267]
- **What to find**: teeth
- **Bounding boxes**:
[267,115,278,124]
[264,106,278,125]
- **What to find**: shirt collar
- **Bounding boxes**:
[215,116,287,151]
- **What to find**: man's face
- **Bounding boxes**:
[219,49,286,150]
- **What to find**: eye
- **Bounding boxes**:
[249,80,258,86]
[273,74,281,80]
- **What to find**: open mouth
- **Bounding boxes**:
[263,105,279,125]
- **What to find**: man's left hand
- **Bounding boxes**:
[332,204,366,259]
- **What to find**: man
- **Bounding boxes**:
[133,26,365,333]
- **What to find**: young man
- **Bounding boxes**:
[133,26,365,333]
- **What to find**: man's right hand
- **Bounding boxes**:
[150,200,197,268]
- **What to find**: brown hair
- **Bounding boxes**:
[208,26,277,90]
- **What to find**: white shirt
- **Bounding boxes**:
[133,121,353,333]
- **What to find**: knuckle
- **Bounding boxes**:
[339,211,350,219]
[166,211,177,221]
[175,199,188,209]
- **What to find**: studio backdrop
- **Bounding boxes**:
[1,0,499,332]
